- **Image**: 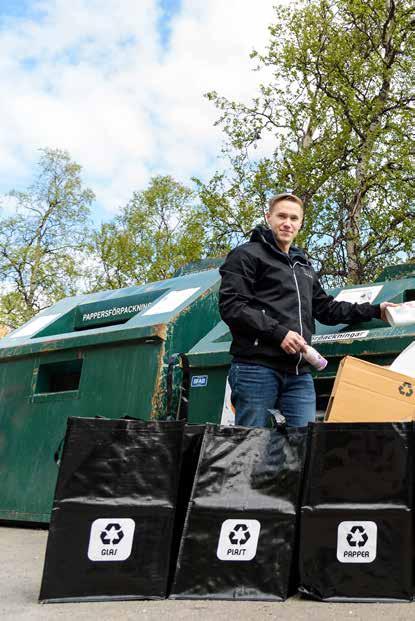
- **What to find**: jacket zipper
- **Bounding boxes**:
[259,231,308,373]
[291,261,303,375]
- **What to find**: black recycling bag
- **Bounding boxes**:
[170,423,308,601]
[168,424,206,590]
[299,422,413,602]
[39,417,185,602]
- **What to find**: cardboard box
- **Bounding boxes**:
[325,356,415,422]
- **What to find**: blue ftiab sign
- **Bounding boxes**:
[191,375,208,388]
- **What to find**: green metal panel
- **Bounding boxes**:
[0,270,221,523]
[187,365,231,425]
[185,269,415,425]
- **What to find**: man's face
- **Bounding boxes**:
[266,200,303,249]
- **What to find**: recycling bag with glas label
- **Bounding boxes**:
[170,423,308,601]
[168,423,206,590]
[299,422,413,602]
[39,417,185,602]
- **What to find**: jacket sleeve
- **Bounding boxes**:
[219,247,290,343]
[312,276,381,325]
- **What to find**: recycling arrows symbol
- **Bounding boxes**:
[346,525,368,548]
[229,523,251,545]
[100,522,125,545]
[399,382,413,398]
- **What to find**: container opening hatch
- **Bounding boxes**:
[32,289,170,339]
[35,359,83,394]
[404,289,415,302]
[74,290,168,331]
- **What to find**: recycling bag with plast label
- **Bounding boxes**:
[299,422,413,602]
[170,423,308,601]
[39,417,185,602]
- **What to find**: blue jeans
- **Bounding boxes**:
[228,362,316,428]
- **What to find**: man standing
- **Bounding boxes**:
[219,193,394,427]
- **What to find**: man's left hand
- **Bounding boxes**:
[380,301,399,322]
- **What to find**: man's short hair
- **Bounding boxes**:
[268,192,304,212]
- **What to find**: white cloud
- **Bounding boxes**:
[0,0,277,218]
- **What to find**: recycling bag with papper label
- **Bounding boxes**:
[170,423,308,601]
[39,417,185,602]
[299,422,413,602]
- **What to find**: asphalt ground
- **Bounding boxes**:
[0,525,413,621]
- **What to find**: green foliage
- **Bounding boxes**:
[89,175,219,290]
[2,0,413,323]
[202,0,415,284]
[0,148,94,329]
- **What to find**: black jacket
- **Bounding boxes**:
[219,225,381,374]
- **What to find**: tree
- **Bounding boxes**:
[89,175,216,290]
[202,0,415,285]
[0,148,94,329]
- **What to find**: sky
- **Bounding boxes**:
[0,0,277,221]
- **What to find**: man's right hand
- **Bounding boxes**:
[280,330,307,355]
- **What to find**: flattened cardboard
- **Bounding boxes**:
[325,356,415,423]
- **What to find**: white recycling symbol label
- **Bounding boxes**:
[216,519,261,561]
[337,521,377,563]
[87,518,135,562]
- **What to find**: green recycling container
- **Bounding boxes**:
[185,264,415,425]
[0,266,221,523]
